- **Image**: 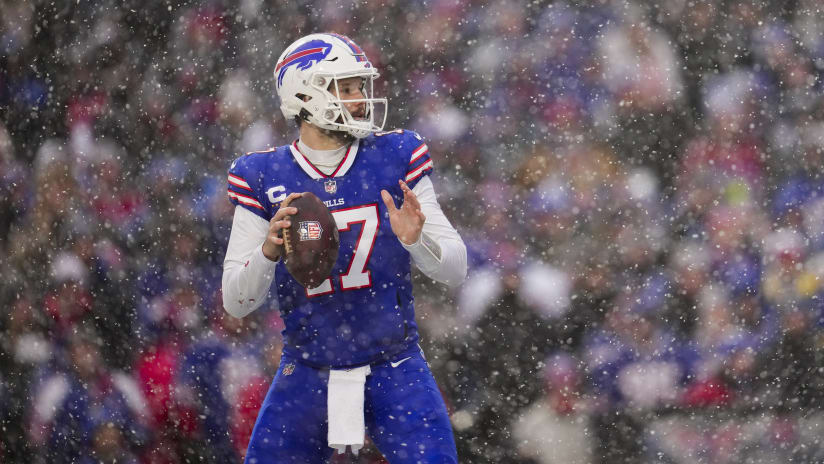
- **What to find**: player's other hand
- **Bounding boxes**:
[381,180,425,245]
[262,192,302,261]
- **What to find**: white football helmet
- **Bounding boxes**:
[275,33,387,139]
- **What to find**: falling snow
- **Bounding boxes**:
[1,1,824,463]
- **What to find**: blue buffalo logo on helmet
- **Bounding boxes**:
[275,39,333,86]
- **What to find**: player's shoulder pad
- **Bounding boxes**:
[227,146,284,204]
[228,148,286,216]
[380,130,433,186]
[228,146,283,181]
[370,129,426,157]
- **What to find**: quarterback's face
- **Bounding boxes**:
[331,77,367,119]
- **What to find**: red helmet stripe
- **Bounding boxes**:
[328,33,364,55]
[275,47,326,72]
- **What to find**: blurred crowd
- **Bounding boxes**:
[2,0,824,463]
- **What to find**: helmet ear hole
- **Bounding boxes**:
[296,93,312,102]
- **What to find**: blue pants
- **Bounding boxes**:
[244,345,458,464]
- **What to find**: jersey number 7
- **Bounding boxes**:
[305,204,378,297]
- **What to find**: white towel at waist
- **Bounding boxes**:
[327,365,371,454]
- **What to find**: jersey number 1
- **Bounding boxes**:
[306,204,378,297]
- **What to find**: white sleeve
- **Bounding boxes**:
[401,176,467,287]
[222,207,278,318]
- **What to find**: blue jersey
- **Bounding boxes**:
[227,130,434,368]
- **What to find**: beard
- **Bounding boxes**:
[320,126,356,144]
[321,107,367,143]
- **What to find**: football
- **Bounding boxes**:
[281,192,340,288]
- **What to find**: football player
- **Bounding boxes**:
[221,33,466,463]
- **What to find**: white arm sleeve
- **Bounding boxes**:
[222,207,277,318]
[402,176,467,287]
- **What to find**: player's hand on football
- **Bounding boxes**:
[262,192,302,261]
[381,180,425,245]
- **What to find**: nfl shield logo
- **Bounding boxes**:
[324,179,337,194]
[283,363,295,376]
[298,221,323,241]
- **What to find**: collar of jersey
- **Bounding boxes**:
[289,139,360,179]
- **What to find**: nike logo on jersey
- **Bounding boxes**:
[390,357,411,368]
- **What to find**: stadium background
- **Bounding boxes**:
[2,0,824,462]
